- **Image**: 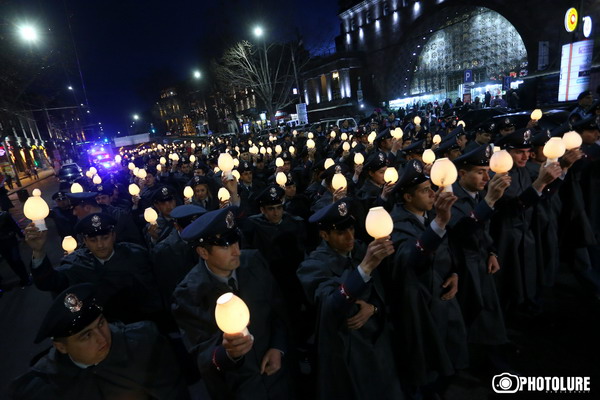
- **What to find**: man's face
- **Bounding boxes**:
[369,167,386,186]
[581,128,599,145]
[154,199,176,217]
[73,204,94,220]
[457,135,467,149]
[284,184,296,198]
[404,181,435,212]
[448,148,462,160]
[54,315,111,366]
[194,184,208,200]
[145,173,156,187]
[84,232,116,260]
[509,148,531,168]
[197,241,241,277]
[240,171,253,185]
[531,146,546,163]
[282,161,292,173]
[180,164,192,174]
[95,194,111,206]
[580,94,594,107]
[476,132,492,144]
[380,138,393,151]
[261,203,284,224]
[459,166,491,192]
[322,226,355,254]
[55,199,71,211]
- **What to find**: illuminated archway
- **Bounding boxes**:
[410,7,527,98]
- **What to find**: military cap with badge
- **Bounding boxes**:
[181,207,241,248]
[309,199,355,231]
[363,151,388,172]
[170,204,207,230]
[453,144,494,168]
[153,186,175,203]
[75,213,117,237]
[35,283,104,343]
[392,159,429,195]
[255,185,285,207]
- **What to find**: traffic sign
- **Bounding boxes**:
[464,69,473,83]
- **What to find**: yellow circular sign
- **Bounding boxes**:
[565,8,578,32]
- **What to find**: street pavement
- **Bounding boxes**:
[0,172,598,398]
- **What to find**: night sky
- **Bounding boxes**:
[9,0,340,135]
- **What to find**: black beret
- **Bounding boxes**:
[392,160,429,195]
[308,198,355,231]
[364,151,388,171]
[153,186,175,203]
[453,144,493,168]
[181,207,240,246]
[256,185,285,206]
[75,213,117,237]
[35,283,103,343]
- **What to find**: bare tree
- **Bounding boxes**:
[213,40,308,124]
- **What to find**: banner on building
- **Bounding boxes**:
[296,103,308,125]
[558,40,594,102]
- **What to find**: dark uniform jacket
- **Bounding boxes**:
[10,321,190,400]
[390,204,468,386]
[31,243,161,324]
[297,241,403,400]
[151,229,197,308]
[448,183,507,345]
[48,207,77,239]
[172,250,292,400]
[100,204,144,246]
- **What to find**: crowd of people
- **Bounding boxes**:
[5,89,600,399]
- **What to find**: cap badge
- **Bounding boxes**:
[161,187,169,196]
[335,165,342,174]
[338,202,348,217]
[485,145,492,158]
[269,187,277,198]
[490,123,496,131]
[523,130,531,142]
[225,211,235,229]
[97,185,103,192]
[378,153,385,162]
[413,160,422,173]
[504,118,511,125]
[64,293,83,313]
[546,130,551,138]
[91,215,101,229]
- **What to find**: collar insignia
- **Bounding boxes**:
[64,293,83,313]
[338,202,348,217]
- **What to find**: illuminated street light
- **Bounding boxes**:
[253,26,264,37]
[193,70,201,79]
[18,24,39,42]
[133,114,140,121]
[68,86,73,90]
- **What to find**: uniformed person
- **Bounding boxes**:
[152,204,206,308]
[172,207,294,400]
[67,192,144,245]
[389,160,468,397]
[449,145,512,371]
[297,199,403,400]
[48,191,77,239]
[146,186,178,247]
[10,283,189,400]
[25,213,161,324]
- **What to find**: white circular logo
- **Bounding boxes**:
[583,16,592,38]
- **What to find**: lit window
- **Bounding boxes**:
[359,27,364,40]
[346,33,351,45]
[393,11,398,22]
